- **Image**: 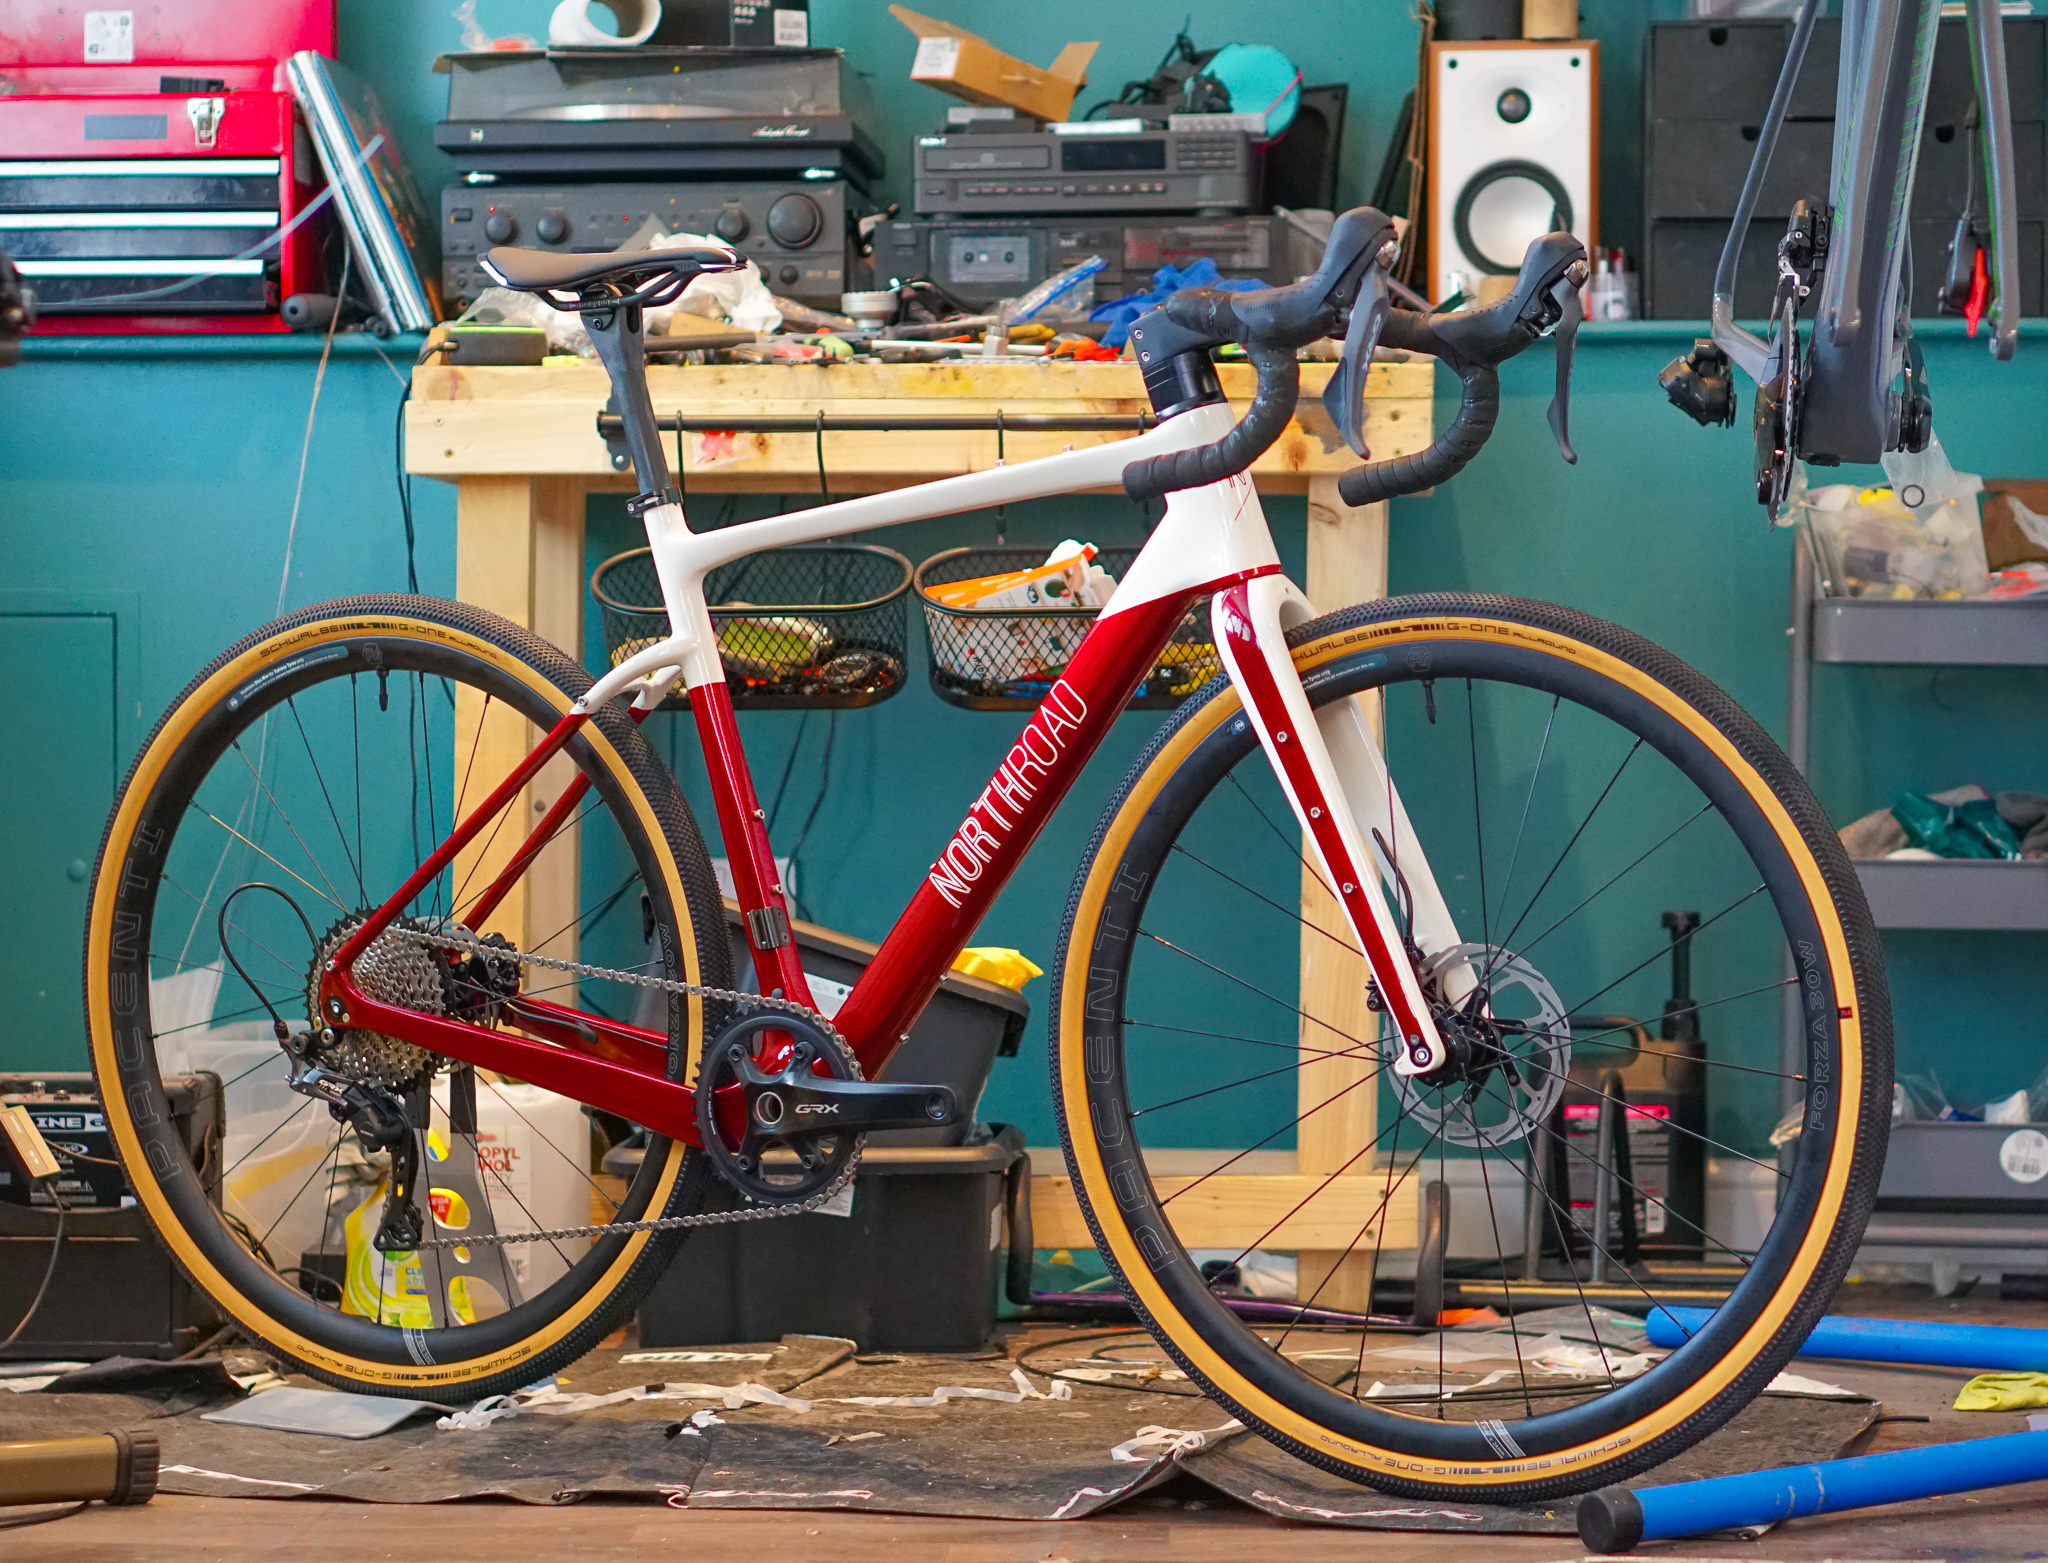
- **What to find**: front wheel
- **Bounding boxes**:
[1053,593,1890,1501]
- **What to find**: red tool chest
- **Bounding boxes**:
[0,2,338,333]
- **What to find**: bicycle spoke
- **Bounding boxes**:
[1468,680,1491,952]
[1159,1063,1385,1208]
[1467,1105,1535,1418]
[1168,842,1358,954]
[185,802,347,912]
[282,696,367,907]
[1489,693,1560,941]
[1226,771,1333,899]
[1517,1048,1788,1183]
[1559,884,1770,1019]
[228,741,352,909]
[1494,738,1643,957]
[1476,1120,1623,1394]
[1513,803,1713,963]
[222,1096,316,1181]
[480,1076,621,1217]
[1133,1048,1388,1121]
[256,1118,345,1254]
[1252,1086,1423,1283]
[1139,929,1379,1055]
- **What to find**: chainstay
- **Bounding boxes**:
[369,921,862,1250]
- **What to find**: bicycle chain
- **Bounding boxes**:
[367,921,863,1251]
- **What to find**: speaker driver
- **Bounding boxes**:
[1453,159,1574,275]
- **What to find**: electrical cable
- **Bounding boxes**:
[215,882,317,1043]
[276,244,350,616]
[782,711,836,919]
[0,1503,90,1530]
[395,380,421,593]
[1,1185,66,1348]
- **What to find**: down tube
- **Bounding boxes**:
[833,590,1200,1075]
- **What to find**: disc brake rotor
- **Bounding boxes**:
[1387,941,1571,1147]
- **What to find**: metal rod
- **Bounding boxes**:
[1590,1094,1617,1285]
[597,412,1157,436]
[1522,1126,1548,1279]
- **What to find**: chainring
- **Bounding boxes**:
[306,917,455,1090]
[1387,942,1571,1147]
[696,1009,864,1205]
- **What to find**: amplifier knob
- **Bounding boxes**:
[766,193,822,248]
[482,211,517,243]
[536,211,569,244]
[715,208,751,242]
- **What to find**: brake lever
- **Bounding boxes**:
[1545,272,1582,465]
[1322,266,1391,458]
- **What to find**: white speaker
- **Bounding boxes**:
[1428,40,1598,305]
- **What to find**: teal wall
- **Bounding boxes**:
[6,0,2045,1158]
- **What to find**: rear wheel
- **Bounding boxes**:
[1054,594,1890,1500]
[85,596,730,1398]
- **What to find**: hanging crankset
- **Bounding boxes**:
[1754,199,1828,517]
[695,1010,961,1204]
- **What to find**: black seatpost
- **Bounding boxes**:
[584,298,678,514]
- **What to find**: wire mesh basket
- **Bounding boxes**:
[592,544,912,710]
[913,546,1221,712]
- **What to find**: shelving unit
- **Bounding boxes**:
[1787,550,2048,1260]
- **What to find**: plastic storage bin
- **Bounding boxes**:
[913,546,1221,710]
[634,1126,1028,1352]
[714,905,1029,1147]
[592,543,912,710]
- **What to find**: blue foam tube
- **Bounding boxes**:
[1578,1429,2048,1550]
[1647,1306,2048,1370]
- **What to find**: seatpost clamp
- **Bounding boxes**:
[626,486,682,516]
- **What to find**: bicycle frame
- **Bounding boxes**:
[1712,0,2019,462]
[321,349,1462,1147]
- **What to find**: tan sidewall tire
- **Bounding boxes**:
[85,598,723,1396]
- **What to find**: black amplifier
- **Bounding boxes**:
[912,125,1256,216]
[872,216,1323,308]
[443,180,857,311]
[0,1073,224,1360]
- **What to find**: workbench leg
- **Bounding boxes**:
[451,476,589,998]
[1295,478,1391,1313]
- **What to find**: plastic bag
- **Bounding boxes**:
[1794,467,1989,599]
[457,230,781,356]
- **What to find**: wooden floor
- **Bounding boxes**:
[10,1285,2048,1561]
[20,1478,2048,1563]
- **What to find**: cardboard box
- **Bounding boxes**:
[1983,481,2048,569]
[889,4,1096,124]
[652,0,810,48]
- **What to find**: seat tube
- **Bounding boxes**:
[687,676,814,1009]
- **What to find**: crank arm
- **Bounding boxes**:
[751,1073,961,1137]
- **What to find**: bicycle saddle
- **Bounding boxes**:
[480,243,743,300]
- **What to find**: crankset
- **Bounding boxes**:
[1754,199,1828,518]
[696,1009,960,1204]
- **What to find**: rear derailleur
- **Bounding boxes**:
[276,1033,424,1253]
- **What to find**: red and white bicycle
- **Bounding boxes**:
[85,208,1888,1500]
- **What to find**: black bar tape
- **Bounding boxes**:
[1338,360,1499,507]
[1123,344,1299,502]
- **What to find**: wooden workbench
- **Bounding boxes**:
[407,355,1434,1281]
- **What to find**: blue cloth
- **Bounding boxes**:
[1088,257,1267,349]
